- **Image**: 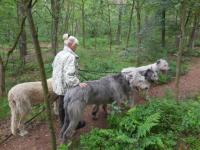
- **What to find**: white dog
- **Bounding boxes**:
[8,78,58,136]
[122,59,169,74]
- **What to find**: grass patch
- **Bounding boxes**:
[0,97,10,120]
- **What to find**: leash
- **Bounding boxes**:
[79,69,119,74]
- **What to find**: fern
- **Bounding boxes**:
[137,113,160,138]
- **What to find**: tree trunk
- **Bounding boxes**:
[17,0,27,64]
[161,8,166,48]
[188,13,199,49]
[135,0,142,66]
[175,0,186,100]
[51,0,60,56]
[125,0,134,49]
[24,0,57,149]
[81,0,86,48]
[94,25,97,50]
[0,56,5,97]
[71,3,75,35]
[107,0,112,52]
[116,0,123,45]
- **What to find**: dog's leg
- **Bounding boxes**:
[60,108,70,139]
[144,89,150,101]
[18,112,28,136]
[91,105,99,120]
[10,103,19,136]
[102,104,108,117]
[128,93,135,108]
[62,120,79,141]
[53,101,59,115]
[62,101,84,142]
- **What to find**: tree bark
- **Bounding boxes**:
[135,0,142,66]
[116,0,123,45]
[17,0,27,64]
[0,56,5,97]
[24,0,57,149]
[125,0,134,49]
[188,13,199,49]
[107,0,112,52]
[81,0,86,48]
[51,0,60,56]
[161,8,166,48]
[175,0,187,100]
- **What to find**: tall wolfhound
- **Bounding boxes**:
[60,71,150,141]
[8,78,57,136]
[91,68,158,120]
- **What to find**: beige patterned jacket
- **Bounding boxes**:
[52,46,80,95]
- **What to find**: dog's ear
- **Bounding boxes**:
[144,69,151,79]
[156,60,161,64]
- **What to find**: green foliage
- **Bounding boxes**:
[58,142,71,150]
[80,97,200,150]
[0,97,10,120]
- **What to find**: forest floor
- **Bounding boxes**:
[1,57,200,150]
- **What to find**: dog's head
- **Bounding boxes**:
[123,71,150,91]
[139,69,158,83]
[156,59,169,74]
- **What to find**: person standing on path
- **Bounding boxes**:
[52,33,87,128]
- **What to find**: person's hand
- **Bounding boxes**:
[79,83,87,88]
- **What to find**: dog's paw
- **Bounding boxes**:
[19,129,28,136]
[92,115,98,120]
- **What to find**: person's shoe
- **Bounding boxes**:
[76,121,86,129]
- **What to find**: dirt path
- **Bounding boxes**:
[1,58,200,150]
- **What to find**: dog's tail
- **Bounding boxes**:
[8,90,19,136]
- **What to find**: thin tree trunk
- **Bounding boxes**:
[116,0,123,45]
[106,0,112,52]
[175,0,186,100]
[0,56,5,97]
[135,0,141,66]
[94,25,97,50]
[17,0,27,64]
[81,0,86,48]
[24,0,57,149]
[71,3,75,35]
[125,0,134,49]
[51,0,60,56]
[161,8,166,48]
[188,13,199,49]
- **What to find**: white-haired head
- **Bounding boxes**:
[63,33,79,48]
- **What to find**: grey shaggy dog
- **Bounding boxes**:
[91,68,158,120]
[60,71,150,141]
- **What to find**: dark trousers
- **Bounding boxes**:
[58,95,65,126]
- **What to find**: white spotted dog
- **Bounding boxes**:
[122,59,169,100]
[122,59,169,74]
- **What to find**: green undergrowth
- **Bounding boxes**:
[80,96,200,150]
